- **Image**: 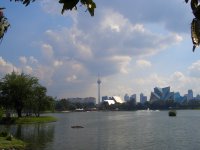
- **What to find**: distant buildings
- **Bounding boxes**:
[140,93,147,104]
[102,96,125,105]
[100,86,199,106]
[130,94,137,102]
[124,94,130,102]
[150,87,174,102]
[187,89,193,101]
[149,87,199,103]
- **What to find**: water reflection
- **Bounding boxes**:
[1,123,55,150]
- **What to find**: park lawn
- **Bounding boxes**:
[0,137,26,150]
[15,116,57,124]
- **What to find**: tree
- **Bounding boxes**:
[31,85,50,117]
[10,0,96,16]
[0,71,39,117]
[185,0,200,51]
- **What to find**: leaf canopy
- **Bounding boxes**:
[10,0,96,16]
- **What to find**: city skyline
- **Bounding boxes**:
[1,1,200,100]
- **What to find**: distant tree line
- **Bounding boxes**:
[0,71,55,117]
[54,98,95,111]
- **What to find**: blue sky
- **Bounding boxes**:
[1,0,200,101]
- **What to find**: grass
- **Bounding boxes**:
[0,136,26,150]
[0,116,57,125]
[15,116,57,124]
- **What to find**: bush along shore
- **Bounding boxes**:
[0,131,26,150]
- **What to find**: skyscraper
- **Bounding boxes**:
[140,93,147,104]
[97,75,101,104]
[187,89,193,101]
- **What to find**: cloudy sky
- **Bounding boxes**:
[1,0,200,101]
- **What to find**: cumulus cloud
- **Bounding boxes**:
[136,59,152,68]
[19,56,27,64]
[0,57,17,74]
[16,0,190,98]
[53,60,63,67]
[40,0,62,15]
[29,56,38,64]
[65,75,78,82]
[41,43,54,59]
[188,60,200,78]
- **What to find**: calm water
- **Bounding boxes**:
[1,110,200,150]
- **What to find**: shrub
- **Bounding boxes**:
[0,107,4,120]
[6,134,13,141]
[0,131,8,137]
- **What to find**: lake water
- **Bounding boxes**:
[1,110,200,150]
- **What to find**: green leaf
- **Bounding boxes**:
[191,18,200,51]
[59,0,79,14]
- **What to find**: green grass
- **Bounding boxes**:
[0,137,26,150]
[0,116,57,125]
[15,116,57,124]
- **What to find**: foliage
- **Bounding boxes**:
[0,131,8,137]
[186,0,200,51]
[0,71,54,117]
[10,0,96,16]
[0,136,26,149]
[0,107,4,119]
[0,8,10,41]
[55,98,95,111]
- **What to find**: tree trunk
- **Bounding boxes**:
[17,108,22,117]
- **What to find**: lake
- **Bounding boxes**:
[1,110,200,150]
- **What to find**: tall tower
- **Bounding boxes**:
[97,75,101,105]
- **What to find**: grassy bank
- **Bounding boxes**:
[0,116,57,125]
[0,136,26,150]
[15,116,57,124]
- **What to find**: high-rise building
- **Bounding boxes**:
[187,89,193,101]
[150,86,174,102]
[140,93,147,104]
[130,94,136,101]
[124,94,130,102]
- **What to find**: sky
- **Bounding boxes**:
[1,0,200,102]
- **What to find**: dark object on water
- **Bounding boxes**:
[168,110,176,117]
[71,125,84,128]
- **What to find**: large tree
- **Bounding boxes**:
[0,71,39,117]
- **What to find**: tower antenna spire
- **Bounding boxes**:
[97,74,101,105]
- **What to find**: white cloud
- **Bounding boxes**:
[53,60,63,67]
[188,60,200,77]
[0,57,17,74]
[29,56,38,64]
[24,66,33,74]
[40,0,62,15]
[19,56,27,64]
[41,43,54,59]
[136,59,152,68]
[65,75,78,82]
